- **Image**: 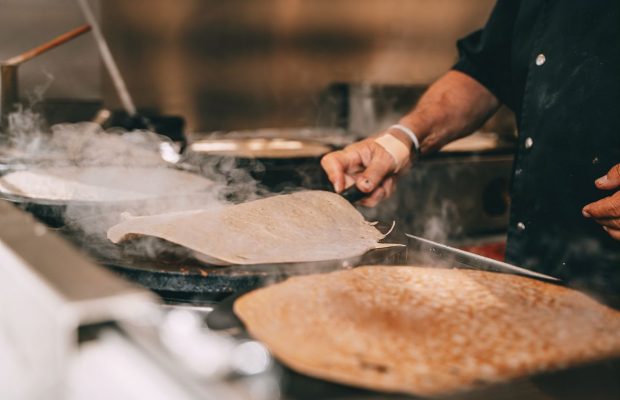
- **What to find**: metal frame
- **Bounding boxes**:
[0,200,157,399]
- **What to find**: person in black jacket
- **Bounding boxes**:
[321,1,620,298]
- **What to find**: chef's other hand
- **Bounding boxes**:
[583,163,620,241]
[321,135,409,207]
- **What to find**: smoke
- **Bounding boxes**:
[422,200,461,243]
[4,106,48,145]
[2,98,403,277]
[0,104,276,264]
[0,69,55,143]
[2,119,182,168]
[27,69,55,107]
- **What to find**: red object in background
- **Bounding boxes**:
[459,242,506,262]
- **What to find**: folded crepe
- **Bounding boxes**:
[108,191,397,265]
[234,266,620,397]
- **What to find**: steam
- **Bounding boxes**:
[27,69,55,107]
[1,100,400,279]
[5,106,48,143]
[2,119,179,167]
[0,106,273,261]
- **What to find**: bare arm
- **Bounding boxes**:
[321,70,501,207]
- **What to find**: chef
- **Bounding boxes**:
[321,1,620,298]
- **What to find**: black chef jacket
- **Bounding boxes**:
[452,0,620,298]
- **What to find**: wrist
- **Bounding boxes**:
[385,127,413,149]
[385,123,421,162]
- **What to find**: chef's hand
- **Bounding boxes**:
[583,164,620,241]
[321,133,412,207]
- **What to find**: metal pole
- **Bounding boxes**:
[0,64,19,132]
[76,0,138,116]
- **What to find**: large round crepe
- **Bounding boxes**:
[234,266,620,397]
[107,191,393,265]
[0,167,213,202]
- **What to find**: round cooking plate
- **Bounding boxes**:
[188,138,333,159]
[0,165,213,227]
[57,212,408,301]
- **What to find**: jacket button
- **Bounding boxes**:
[525,137,533,149]
[536,54,546,66]
[517,222,526,232]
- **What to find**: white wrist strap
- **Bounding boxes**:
[389,124,421,158]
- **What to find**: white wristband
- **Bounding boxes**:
[389,124,421,158]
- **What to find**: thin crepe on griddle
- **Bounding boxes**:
[0,166,213,202]
[234,266,620,397]
[107,191,397,265]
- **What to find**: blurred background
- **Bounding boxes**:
[0,0,516,242]
[0,0,500,132]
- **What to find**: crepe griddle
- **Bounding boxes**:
[0,164,68,226]
[0,165,210,228]
[207,273,620,400]
[57,212,407,302]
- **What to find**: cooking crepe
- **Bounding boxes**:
[234,266,620,397]
[107,191,395,265]
[0,167,213,202]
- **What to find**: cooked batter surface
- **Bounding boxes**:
[234,266,620,396]
[108,191,392,264]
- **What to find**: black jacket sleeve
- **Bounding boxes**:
[452,0,521,109]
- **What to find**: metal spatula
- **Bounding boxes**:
[406,233,560,282]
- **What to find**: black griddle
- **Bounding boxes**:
[57,213,407,302]
[207,268,620,400]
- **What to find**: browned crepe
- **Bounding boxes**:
[108,191,395,265]
[234,266,620,397]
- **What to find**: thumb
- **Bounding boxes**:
[596,164,620,190]
[356,151,394,193]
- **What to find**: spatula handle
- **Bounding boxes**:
[340,185,368,203]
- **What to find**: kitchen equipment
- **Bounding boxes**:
[0,198,157,400]
[340,184,368,203]
[0,24,92,130]
[406,233,559,282]
[206,251,618,400]
[359,153,514,239]
[104,110,188,149]
[77,0,185,140]
[75,0,137,120]
[56,213,407,303]
[188,137,332,160]
[0,165,212,228]
[1,196,282,400]
[185,129,348,192]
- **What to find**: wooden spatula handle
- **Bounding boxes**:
[4,24,91,66]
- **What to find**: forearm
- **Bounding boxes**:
[388,70,501,156]
[321,70,502,207]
